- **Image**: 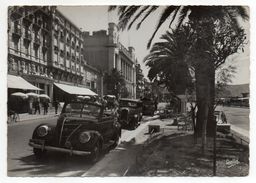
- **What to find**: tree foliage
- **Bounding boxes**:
[109,6,248,49]
[103,68,127,98]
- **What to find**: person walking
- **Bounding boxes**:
[43,101,49,115]
[34,99,40,114]
[53,100,60,114]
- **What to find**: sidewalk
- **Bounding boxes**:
[126,119,249,176]
[82,117,177,176]
[8,107,61,124]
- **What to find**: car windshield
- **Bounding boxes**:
[119,100,137,108]
[63,102,101,117]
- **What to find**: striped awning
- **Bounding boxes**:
[54,83,97,96]
[8,75,41,90]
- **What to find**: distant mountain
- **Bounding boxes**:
[222,84,249,97]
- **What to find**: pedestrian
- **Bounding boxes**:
[34,99,40,114]
[154,97,158,111]
[43,101,49,115]
[53,100,60,114]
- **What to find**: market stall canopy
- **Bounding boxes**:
[26,92,39,98]
[8,75,41,90]
[39,94,50,99]
[11,92,28,99]
[54,83,97,96]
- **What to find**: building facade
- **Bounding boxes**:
[8,6,101,103]
[135,63,145,99]
[83,23,137,99]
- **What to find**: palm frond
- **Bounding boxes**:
[169,7,181,28]
[231,6,249,20]
[147,6,179,49]
[118,6,140,30]
[136,6,158,29]
[108,6,117,12]
[177,6,190,28]
[128,6,150,30]
[117,6,128,16]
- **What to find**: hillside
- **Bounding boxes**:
[223,84,249,97]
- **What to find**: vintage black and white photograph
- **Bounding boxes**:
[5,3,250,178]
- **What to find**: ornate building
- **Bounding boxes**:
[8,6,101,102]
[83,23,137,99]
[135,63,145,99]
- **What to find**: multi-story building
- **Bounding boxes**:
[8,6,101,105]
[135,63,145,98]
[83,23,137,99]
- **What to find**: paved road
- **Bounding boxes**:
[7,116,95,176]
[7,115,158,177]
[216,106,249,131]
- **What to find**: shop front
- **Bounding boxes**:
[7,74,42,114]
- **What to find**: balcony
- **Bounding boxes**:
[24,31,32,41]
[33,19,42,30]
[34,36,41,45]
[12,25,22,37]
[10,7,23,19]
[60,50,64,57]
[42,23,50,32]
[71,42,75,48]
[42,40,48,50]
[54,46,59,53]
[23,14,34,25]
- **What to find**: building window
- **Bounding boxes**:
[25,46,29,56]
[14,40,19,52]
[43,51,47,61]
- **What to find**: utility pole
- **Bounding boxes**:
[213,116,217,176]
[100,72,104,98]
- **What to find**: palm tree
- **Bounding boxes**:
[144,27,193,95]
[109,6,248,142]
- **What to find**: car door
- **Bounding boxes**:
[98,108,115,142]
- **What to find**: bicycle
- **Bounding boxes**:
[8,110,20,123]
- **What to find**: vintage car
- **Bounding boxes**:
[141,97,155,116]
[29,97,121,162]
[214,110,231,133]
[118,98,143,129]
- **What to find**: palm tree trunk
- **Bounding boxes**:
[195,57,212,154]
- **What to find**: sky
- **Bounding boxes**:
[58,5,250,85]
[57,6,250,84]
[53,6,250,84]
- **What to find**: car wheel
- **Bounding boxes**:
[90,141,101,163]
[33,148,47,158]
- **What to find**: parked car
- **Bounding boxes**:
[118,98,143,129]
[214,110,231,133]
[141,97,155,116]
[29,96,121,162]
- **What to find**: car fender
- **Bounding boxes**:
[81,130,104,148]
[32,123,56,139]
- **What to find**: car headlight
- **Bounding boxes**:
[37,125,49,137]
[79,132,91,143]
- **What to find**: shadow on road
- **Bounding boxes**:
[8,152,97,176]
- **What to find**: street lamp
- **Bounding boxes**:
[213,116,217,176]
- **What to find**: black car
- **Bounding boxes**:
[29,97,121,162]
[118,98,143,129]
[141,97,155,116]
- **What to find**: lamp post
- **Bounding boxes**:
[213,116,217,176]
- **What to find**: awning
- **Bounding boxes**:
[54,83,97,96]
[8,74,41,90]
